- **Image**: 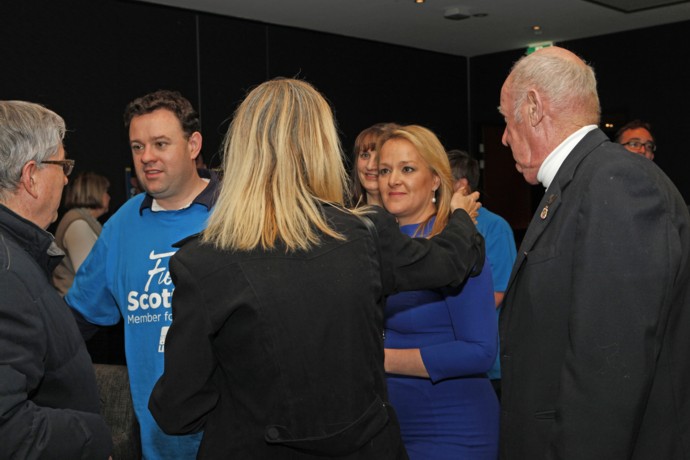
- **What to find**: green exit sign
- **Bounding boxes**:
[526,41,554,54]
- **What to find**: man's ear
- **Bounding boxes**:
[20,161,39,199]
[454,177,470,193]
[527,89,544,127]
[188,131,202,159]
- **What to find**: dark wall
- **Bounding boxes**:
[196,14,269,167]
[469,20,690,204]
[1,0,468,214]
[266,25,469,155]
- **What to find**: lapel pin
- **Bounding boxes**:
[540,194,558,220]
[540,206,549,220]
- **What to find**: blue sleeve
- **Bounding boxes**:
[484,219,517,293]
[420,259,498,383]
[65,224,121,326]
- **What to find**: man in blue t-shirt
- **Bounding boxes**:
[448,149,517,400]
[67,90,219,459]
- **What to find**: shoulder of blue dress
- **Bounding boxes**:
[399,216,435,237]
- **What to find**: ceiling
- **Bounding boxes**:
[136,0,690,57]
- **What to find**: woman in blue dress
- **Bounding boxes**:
[378,125,500,459]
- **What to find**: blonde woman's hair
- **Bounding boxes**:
[377,125,453,238]
[203,78,351,251]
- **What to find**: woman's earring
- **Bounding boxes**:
[431,191,437,204]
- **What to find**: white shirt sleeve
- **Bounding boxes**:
[63,219,99,272]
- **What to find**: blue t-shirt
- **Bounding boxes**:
[67,193,213,459]
[475,207,517,380]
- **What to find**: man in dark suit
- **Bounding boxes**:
[498,46,690,459]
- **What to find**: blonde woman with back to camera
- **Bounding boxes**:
[148,78,487,459]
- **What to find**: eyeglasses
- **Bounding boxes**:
[622,140,656,153]
[41,159,75,176]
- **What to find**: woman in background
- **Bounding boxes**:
[149,78,486,459]
[350,123,399,207]
[52,171,110,296]
[378,125,499,459]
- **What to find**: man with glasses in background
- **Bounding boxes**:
[0,100,112,458]
[615,119,656,160]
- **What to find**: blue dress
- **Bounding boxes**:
[385,219,499,459]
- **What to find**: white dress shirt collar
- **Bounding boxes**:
[537,125,598,189]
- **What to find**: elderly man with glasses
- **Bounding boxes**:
[0,100,112,458]
[615,119,656,160]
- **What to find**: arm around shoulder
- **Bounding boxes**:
[369,208,485,295]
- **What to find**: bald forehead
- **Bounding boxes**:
[499,83,510,111]
[512,46,588,78]
[532,46,582,63]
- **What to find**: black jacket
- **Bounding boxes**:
[150,206,484,459]
[500,129,690,459]
[0,205,112,459]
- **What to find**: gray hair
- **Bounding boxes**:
[0,101,66,200]
[509,50,600,125]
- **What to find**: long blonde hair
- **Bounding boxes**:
[377,125,453,237]
[203,78,351,251]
